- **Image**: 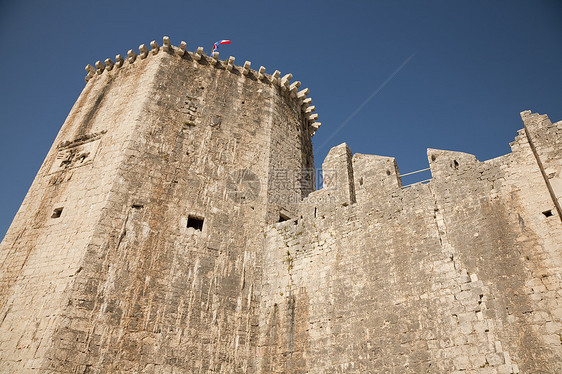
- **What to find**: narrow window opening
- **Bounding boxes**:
[187,215,204,230]
[279,213,290,222]
[359,177,364,186]
[314,207,317,218]
[543,210,553,217]
[132,204,144,209]
[452,160,459,169]
[51,207,63,218]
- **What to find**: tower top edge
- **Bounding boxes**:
[83,36,321,136]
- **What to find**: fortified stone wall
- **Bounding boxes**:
[259,112,561,373]
[0,38,316,373]
[0,35,560,374]
[0,50,158,372]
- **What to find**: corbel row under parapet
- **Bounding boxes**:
[84,36,321,136]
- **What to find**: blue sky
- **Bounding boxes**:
[1,0,561,239]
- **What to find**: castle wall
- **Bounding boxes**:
[428,113,562,372]
[0,52,158,372]
[259,114,561,373]
[0,42,315,373]
[0,36,559,374]
[265,74,315,222]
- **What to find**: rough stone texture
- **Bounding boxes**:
[0,45,313,373]
[0,41,560,373]
[259,114,561,373]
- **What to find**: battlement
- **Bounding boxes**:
[293,111,561,223]
[84,36,321,136]
[1,30,561,372]
[259,111,561,373]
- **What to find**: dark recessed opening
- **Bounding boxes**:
[187,215,204,230]
[543,210,553,217]
[51,207,63,218]
[359,177,364,186]
[279,213,290,222]
[452,160,459,169]
[132,204,144,209]
[314,207,317,218]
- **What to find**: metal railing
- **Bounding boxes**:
[399,167,430,177]
[400,167,432,189]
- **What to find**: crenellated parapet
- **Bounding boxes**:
[258,112,561,373]
[2,22,561,371]
[84,36,321,136]
[295,111,561,224]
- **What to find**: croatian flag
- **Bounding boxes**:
[212,40,232,54]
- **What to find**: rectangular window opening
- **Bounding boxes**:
[51,207,63,218]
[542,210,553,217]
[187,215,204,230]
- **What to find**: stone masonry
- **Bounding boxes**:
[0,37,560,373]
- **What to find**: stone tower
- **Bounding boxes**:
[1,36,562,374]
[0,37,316,372]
